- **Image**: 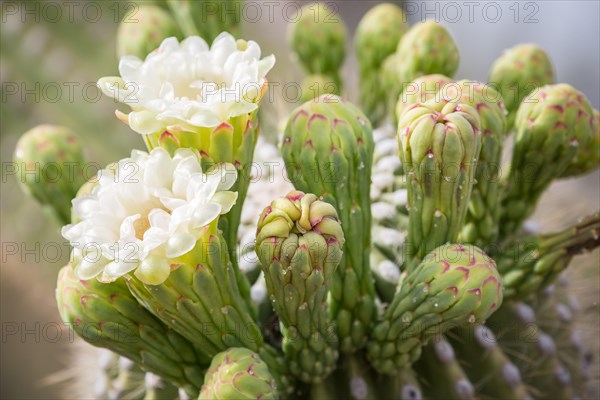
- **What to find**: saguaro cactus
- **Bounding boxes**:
[12,4,599,400]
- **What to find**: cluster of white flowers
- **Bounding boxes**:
[97,33,275,134]
[62,148,237,285]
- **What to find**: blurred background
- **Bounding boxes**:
[1,0,598,398]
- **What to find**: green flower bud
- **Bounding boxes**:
[397,98,481,264]
[395,74,453,124]
[199,348,277,400]
[368,244,503,374]
[500,84,594,237]
[355,3,409,124]
[441,80,507,246]
[282,94,377,352]
[384,21,459,124]
[56,265,206,397]
[256,191,343,382]
[116,4,180,59]
[488,44,554,129]
[289,2,347,87]
[13,124,86,224]
[396,20,459,87]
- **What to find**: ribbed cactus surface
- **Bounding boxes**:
[12,2,599,400]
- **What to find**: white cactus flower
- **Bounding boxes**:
[62,148,237,285]
[97,32,276,134]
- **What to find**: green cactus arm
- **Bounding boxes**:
[255,191,343,383]
[445,81,507,247]
[355,3,409,125]
[370,246,402,303]
[499,84,595,237]
[289,2,347,89]
[116,4,181,59]
[313,353,422,400]
[56,265,207,397]
[530,278,595,398]
[497,212,600,300]
[198,348,277,400]
[340,354,381,400]
[397,99,482,266]
[13,125,87,225]
[281,95,377,352]
[487,302,576,399]
[367,244,503,375]
[385,368,423,400]
[488,44,554,130]
[308,381,338,400]
[448,326,531,399]
[414,338,476,400]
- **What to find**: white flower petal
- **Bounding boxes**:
[61,223,83,243]
[120,214,141,239]
[144,148,173,188]
[62,147,241,285]
[191,202,222,228]
[103,259,139,279]
[134,255,171,285]
[148,208,170,230]
[160,197,186,211]
[181,35,209,53]
[97,34,275,128]
[189,172,221,203]
[97,77,127,101]
[75,257,108,280]
[166,232,197,258]
[257,54,276,79]
[211,191,238,214]
[119,55,144,77]
[129,110,165,135]
[215,163,238,191]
